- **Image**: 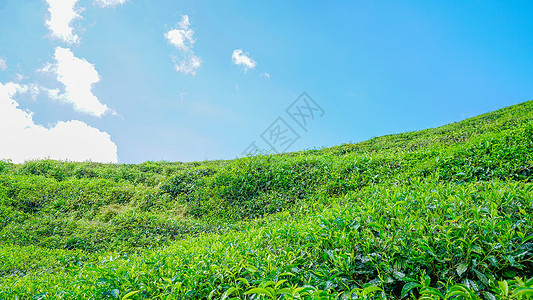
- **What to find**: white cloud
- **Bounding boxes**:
[0,58,7,71]
[15,73,29,81]
[165,16,194,52]
[165,15,201,75]
[172,55,201,76]
[0,82,118,163]
[263,72,270,78]
[42,47,109,117]
[45,0,82,44]
[94,0,127,8]
[232,49,256,71]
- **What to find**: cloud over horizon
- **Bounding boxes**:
[41,47,109,117]
[165,15,201,76]
[0,82,118,163]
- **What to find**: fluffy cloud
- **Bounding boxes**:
[0,82,118,163]
[165,16,195,52]
[45,0,82,44]
[165,15,201,76]
[42,47,109,117]
[0,57,6,71]
[172,55,201,75]
[94,0,127,8]
[232,49,256,71]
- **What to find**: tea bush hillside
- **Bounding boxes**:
[0,100,532,299]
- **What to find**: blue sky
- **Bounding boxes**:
[1,0,532,163]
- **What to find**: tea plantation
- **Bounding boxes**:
[1,100,532,299]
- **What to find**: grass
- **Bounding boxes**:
[0,100,532,299]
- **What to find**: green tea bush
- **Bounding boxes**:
[0,100,532,299]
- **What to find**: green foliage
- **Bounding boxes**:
[0,100,532,299]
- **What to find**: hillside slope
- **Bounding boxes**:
[0,100,532,299]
